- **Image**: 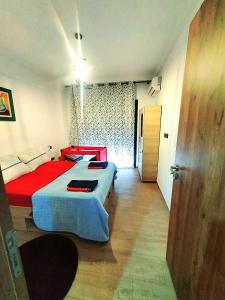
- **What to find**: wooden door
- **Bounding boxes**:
[167,0,225,299]
[0,170,29,299]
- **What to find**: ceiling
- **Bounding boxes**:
[0,0,201,84]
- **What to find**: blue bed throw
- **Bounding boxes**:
[32,161,116,242]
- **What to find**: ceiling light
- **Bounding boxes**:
[74,32,83,40]
[74,58,88,82]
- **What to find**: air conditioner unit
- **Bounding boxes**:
[147,76,161,97]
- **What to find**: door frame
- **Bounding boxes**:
[133,99,138,167]
[0,169,29,299]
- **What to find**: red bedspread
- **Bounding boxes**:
[5,161,76,207]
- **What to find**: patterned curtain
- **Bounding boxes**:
[70,82,135,168]
[69,86,80,145]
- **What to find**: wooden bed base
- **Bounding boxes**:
[9,179,114,233]
[9,206,33,231]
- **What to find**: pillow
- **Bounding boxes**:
[0,155,30,184]
[18,148,50,171]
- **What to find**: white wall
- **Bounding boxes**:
[0,54,69,158]
[136,83,157,108]
[136,83,157,158]
[155,0,203,209]
[52,79,71,149]
[156,28,188,208]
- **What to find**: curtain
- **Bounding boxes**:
[69,86,80,145]
[70,82,135,168]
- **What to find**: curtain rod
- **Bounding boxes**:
[65,80,151,88]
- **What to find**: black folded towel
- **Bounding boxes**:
[67,180,98,192]
[88,162,108,169]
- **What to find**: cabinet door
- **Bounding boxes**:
[142,106,161,181]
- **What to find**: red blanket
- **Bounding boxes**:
[5,161,76,207]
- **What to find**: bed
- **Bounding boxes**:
[61,146,108,161]
[5,160,116,242]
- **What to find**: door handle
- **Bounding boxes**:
[170,165,180,180]
[170,165,180,173]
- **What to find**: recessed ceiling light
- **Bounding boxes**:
[74,32,83,40]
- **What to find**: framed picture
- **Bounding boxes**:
[0,87,16,121]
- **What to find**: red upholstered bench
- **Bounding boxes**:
[60,146,107,162]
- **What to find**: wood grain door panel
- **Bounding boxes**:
[167,0,225,299]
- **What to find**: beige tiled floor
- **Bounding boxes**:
[17,169,176,300]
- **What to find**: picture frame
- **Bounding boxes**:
[0,87,16,121]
